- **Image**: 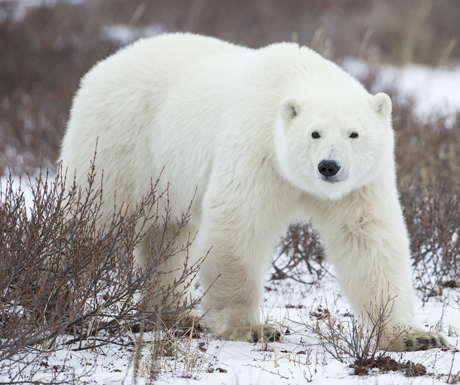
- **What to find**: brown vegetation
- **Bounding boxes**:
[0,160,203,383]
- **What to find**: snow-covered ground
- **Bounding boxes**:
[3,178,460,384]
[15,273,459,385]
[2,59,460,384]
[379,64,460,118]
[343,58,460,120]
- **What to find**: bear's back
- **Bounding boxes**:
[61,33,367,226]
[81,33,245,93]
[61,34,249,220]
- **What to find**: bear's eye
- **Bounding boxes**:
[349,132,359,138]
[311,131,321,139]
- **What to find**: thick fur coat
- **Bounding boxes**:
[60,33,447,350]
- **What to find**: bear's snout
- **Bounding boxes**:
[318,160,340,178]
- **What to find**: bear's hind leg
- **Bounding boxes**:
[134,225,200,328]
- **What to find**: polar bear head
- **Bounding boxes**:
[275,92,394,200]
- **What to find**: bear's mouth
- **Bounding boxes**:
[320,176,341,183]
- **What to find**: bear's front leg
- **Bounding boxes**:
[311,173,449,351]
[198,223,281,342]
[196,184,290,342]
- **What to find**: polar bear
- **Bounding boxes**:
[60,33,447,351]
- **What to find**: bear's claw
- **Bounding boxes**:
[216,323,282,342]
[391,331,449,351]
[268,330,282,342]
[250,328,282,343]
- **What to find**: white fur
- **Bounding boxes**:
[60,33,431,346]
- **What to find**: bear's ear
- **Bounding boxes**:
[372,92,392,118]
[280,98,302,121]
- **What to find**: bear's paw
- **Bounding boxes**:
[386,330,450,352]
[218,324,282,343]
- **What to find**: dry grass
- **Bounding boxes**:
[0,158,205,383]
[134,326,219,383]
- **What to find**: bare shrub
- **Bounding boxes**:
[0,161,204,383]
[394,112,460,191]
[303,297,394,364]
[272,223,327,285]
[297,297,426,376]
[401,179,460,301]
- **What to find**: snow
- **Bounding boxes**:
[0,0,87,22]
[100,24,165,46]
[342,58,460,120]
[378,64,460,119]
[10,274,458,384]
[0,174,35,211]
[2,58,460,384]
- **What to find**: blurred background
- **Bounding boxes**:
[1,0,459,175]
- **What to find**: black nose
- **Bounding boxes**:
[318,160,340,177]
